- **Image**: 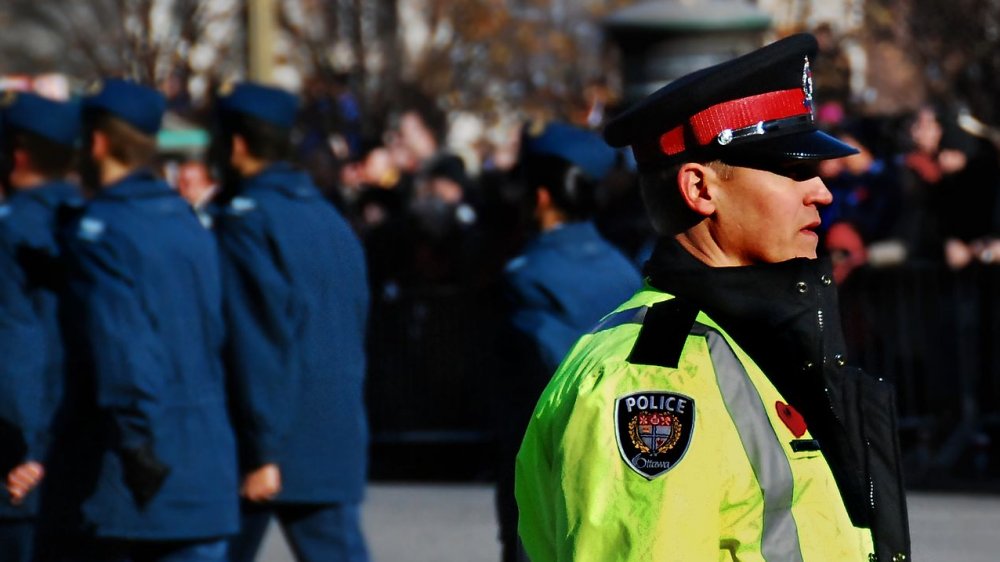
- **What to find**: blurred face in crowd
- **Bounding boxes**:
[826,221,867,284]
[428,176,463,205]
[910,107,943,155]
[703,161,833,264]
[398,111,438,164]
[176,161,214,206]
[819,133,870,177]
[362,147,400,189]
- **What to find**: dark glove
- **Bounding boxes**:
[121,444,170,507]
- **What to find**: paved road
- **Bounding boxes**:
[257,485,1000,561]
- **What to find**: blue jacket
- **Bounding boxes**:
[55,171,238,539]
[214,163,369,503]
[503,222,642,373]
[0,181,80,518]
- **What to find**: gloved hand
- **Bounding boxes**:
[121,444,170,507]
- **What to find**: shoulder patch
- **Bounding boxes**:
[227,196,258,215]
[615,391,695,479]
[627,298,699,368]
[504,255,527,273]
[77,217,106,241]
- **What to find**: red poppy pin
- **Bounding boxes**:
[775,401,807,438]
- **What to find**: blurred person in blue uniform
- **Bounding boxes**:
[817,126,901,244]
[0,91,82,562]
[209,82,370,562]
[39,79,238,562]
[495,122,641,562]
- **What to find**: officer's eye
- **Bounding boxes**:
[774,162,821,182]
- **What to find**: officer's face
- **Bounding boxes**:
[711,161,833,264]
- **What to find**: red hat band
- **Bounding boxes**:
[642,88,814,162]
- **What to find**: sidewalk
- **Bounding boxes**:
[258,484,1000,561]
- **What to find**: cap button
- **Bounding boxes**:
[717,129,734,145]
[796,281,809,294]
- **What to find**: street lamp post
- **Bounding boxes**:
[247,0,276,83]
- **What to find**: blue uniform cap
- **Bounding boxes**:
[83,78,166,136]
[522,122,618,181]
[216,82,299,129]
[1,91,81,147]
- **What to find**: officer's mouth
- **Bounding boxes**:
[800,220,821,237]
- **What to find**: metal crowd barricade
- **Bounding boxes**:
[366,284,502,447]
[839,263,1000,485]
[365,266,1000,485]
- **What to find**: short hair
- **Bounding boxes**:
[8,130,75,178]
[521,153,600,221]
[87,111,158,168]
[639,160,732,236]
[222,112,293,163]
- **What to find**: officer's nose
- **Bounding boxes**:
[803,176,833,207]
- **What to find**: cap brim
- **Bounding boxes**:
[722,130,859,163]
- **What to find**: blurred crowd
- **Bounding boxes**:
[3,23,1000,561]
[170,72,1000,299]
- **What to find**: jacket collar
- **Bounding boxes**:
[644,237,847,390]
[240,162,317,199]
[98,169,171,200]
[528,221,600,251]
[8,180,80,209]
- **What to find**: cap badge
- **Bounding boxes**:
[802,56,814,115]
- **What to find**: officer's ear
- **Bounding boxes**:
[231,134,249,166]
[11,148,30,172]
[535,186,553,212]
[676,162,716,217]
[90,130,110,162]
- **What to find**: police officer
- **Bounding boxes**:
[496,122,640,562]
[210,82,370,562]
[515,34,910,561]
[0,91,82,562]
[41,79,238,561]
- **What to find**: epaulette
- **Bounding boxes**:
[504,255,528,273]
[226,196,258,216]
[627,297,700,368]
[76,217,106,242]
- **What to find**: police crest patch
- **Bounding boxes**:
[615,391,695,480]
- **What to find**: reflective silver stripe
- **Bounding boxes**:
[589,305,648,334]
[703,326,804,562]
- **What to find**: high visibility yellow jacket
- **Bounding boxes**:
[515,287,877,562]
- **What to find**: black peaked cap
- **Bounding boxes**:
[603,33,857,171]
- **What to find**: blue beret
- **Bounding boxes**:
[1,92,81,147]
[522,122,618,181]
[603,33,857,171]
[216,82,299,129]
[83,78,165,136]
